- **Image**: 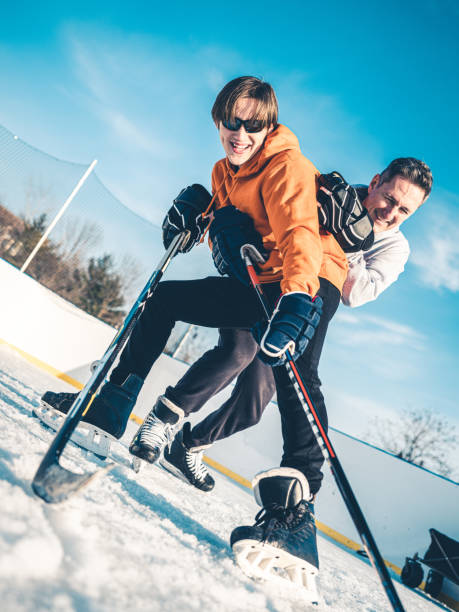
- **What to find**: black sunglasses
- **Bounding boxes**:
[222,117,266,133]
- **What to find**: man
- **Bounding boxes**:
[142,158,432,497]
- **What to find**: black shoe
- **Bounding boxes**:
[161,422,215,491]
[40,374,143,439]
[129,395,184,463]
[230,468,319,598]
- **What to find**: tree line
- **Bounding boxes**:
[0,206,126,326]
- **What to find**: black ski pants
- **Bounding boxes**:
[110,276,340,495]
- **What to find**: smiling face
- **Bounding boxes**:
[218,97,273,167]
[363,174,426,233]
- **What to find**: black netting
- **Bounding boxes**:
[0,123,214,338]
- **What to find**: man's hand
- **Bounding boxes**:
[162,184,212,253]
[209,205,267,285]
[317,171,374,252]
[254,292,322,366]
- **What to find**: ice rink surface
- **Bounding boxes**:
[0,344,446,612]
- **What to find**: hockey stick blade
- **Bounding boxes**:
[32,461,115,504]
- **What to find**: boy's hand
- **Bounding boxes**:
[254,293,322,366]
[162,184,212,253]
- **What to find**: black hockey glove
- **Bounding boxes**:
[253,293,322,366]
[162,184,212,253]
[209,205,268,286]
[317,171,374,252]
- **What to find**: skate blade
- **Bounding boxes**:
[131,457,142,473]
[232,539,319,603]
[34,402,114,459]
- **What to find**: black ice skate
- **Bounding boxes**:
[129,395,184,463]
[35,374,143,459]
[161,422,215,491]
[230,467,319,603]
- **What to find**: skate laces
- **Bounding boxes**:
[185,449,209,482]
[138,411,175,449]
[255,502,309,541]
[255,503,292,539]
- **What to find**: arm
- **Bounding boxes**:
[341,235,410,307]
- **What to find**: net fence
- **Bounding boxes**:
[0,123,218,360]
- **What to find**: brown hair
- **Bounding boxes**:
[379,158,433,200]
[211,76,278,128]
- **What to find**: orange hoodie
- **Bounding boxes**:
[210,124,348,297]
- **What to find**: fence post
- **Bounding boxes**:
[172,324,195,358]
[20,159,98,273]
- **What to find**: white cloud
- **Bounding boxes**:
[334,310,359,325]
[410,193,459,292]
[331,311,425,351]
[104,109,165,155]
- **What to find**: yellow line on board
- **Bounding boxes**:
[202,455,252,489]
[7,334,459,612]
[0,339,84,389]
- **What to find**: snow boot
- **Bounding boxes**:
[230,467,319,601]
[161,422,215,491]
[36,374,143,457]
[129,395,184,464]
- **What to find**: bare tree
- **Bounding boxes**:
[365,407,458,478]
[116,253,143,305]
[56,216,102,263]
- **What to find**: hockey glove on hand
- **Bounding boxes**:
[162,184,212,253]
[253,292,323,366]
[317,171,374,253]
[209,205,267,286]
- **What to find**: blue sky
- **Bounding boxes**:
[0,1,458,472]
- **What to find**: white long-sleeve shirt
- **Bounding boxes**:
[341,227,410,307]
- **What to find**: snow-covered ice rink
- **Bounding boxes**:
[0,344,447,612]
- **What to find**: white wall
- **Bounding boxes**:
[0,258,115,378]
[1,258,458,581]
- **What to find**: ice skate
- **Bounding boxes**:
[161,422,215,491]
[35,374,143,459]
[129,395,184,463]
[231,467,319,603]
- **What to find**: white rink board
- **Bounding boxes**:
[1,257,458,578]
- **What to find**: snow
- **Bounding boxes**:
[0,344,447,612]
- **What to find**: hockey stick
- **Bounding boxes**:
[32,232,189,504]
[241,244,405,612]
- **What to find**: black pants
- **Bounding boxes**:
[110,276,340,494]
[167,328,275,449]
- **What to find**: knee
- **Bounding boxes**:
[218,330,258,368]
[144,281,175,315]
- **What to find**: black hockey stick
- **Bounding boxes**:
[32,232,189,504]
[241,244,405,612]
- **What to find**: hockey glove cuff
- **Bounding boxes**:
[253,292,323,366]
